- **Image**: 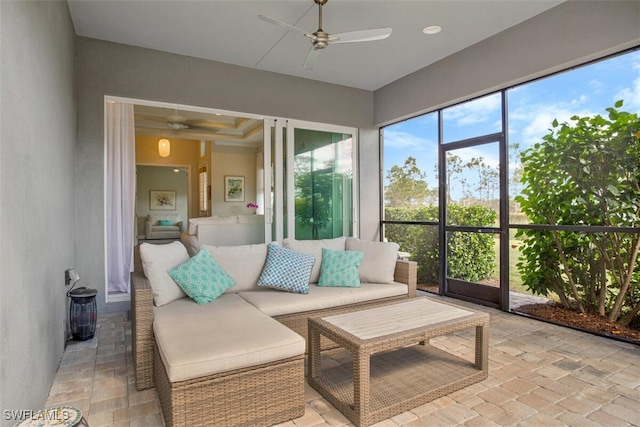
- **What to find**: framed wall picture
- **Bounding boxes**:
[150,190,176,210]
[224,176,245,202]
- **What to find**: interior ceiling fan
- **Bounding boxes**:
[259,0,391,70]
[136,110,220,133]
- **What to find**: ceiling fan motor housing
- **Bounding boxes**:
[312,30,330,49]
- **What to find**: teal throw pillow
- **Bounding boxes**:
[258,243,315,294]
[318,248,364,288]
[168,248,236,304]
[158,219,173,226]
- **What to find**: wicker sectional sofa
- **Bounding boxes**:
[132,237,417,427]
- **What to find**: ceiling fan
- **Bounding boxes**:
[135,110,220,134]
[259,0,391,70]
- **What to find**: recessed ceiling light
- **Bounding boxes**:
[423,25,442,35]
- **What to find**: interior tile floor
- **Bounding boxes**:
[46,292,640,427]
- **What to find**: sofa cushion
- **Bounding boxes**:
[239,282,408,317]
[204,243,268,293]
[283,237,346,283]
[257,243,315,294]
[139,241,189,306]
[346,237,400,284]
[158,219,173,226]
[153,294,305,383]
[168,248,236,304]
[148,213,180,225]
[317,248,364,288]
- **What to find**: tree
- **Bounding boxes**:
[516,101,640,325]
[385,157,436,207]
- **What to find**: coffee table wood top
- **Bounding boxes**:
[321,297,480,340]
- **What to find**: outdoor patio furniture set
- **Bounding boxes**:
[132,236,488,426]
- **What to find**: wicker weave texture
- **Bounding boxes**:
[308,298,489,427]
[154,342,305,427]
[131,271,155,391]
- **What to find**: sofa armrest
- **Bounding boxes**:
[176,220,184,232]
[131,271,155,390]
[394,259,417,297]
[144,221,152,239]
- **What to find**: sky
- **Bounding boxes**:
[382,49,640,202]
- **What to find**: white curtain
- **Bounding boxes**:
[106,102,135,293]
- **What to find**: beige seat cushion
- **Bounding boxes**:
[153,294,305,383]
[239,282,408,317]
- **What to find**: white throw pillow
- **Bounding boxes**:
[283,236,346,283]
[345,237,399,284]
[139,241,190,306]
[204,243,269,293]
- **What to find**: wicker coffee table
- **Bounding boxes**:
[308,297,489,427]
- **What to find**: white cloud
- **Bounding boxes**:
[510,100,595,147]
[382,129,433,150]
[589,79,604,93]
[613,54,640,112]
[448,145,500,169]
[444,93,502,127]
[614,76,640,112]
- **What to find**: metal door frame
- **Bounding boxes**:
[438,91,509,310]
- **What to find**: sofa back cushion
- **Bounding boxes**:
[204,243,269,293]
[283,236,346,283]
[139,241,189,306]
[346,237,400,284]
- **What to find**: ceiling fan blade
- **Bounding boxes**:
[135,114,169,124]
[303,46,321,70]
[258,15,310,35]
[331,28,392,44]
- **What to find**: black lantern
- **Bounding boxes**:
[69,287,97,341]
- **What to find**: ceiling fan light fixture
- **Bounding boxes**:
[158,138,171,157]
[423,25,442,35]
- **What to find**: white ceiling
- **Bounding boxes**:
[67,0,564,91]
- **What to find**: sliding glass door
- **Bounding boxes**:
[266,120,358,241]
[290,126,355,239]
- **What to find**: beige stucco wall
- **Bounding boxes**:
[0,1,77,423]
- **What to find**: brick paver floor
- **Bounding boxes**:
[46,292,640,426]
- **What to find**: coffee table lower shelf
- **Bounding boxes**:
[310,344,487,426]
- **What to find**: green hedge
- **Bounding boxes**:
[384,205,496,284]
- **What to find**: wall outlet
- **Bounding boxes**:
[65,269,79,286]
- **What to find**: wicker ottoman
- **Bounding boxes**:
[153,296,306,427]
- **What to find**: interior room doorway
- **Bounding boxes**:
[135,165,189,243]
